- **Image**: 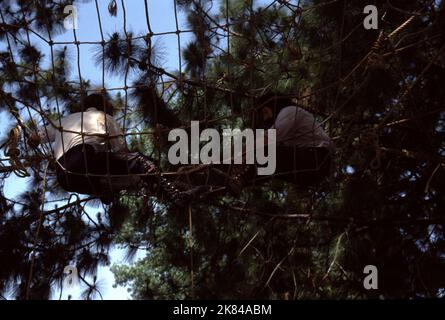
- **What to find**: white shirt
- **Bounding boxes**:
[272,106,334,152]
[38,108,127,160]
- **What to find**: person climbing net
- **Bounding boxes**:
[27,93,205,206]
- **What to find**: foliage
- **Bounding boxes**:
[0,0,444,299]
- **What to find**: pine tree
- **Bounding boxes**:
[1,0,444,300]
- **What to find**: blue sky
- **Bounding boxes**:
[1,0,192,300]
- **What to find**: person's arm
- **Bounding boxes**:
[106,114,128,152]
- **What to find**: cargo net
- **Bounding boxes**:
[0,0,438,209]
[0,0,441,298]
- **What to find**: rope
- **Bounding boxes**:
[387,15,417,39]
[0,1,437,208]
[0,1,441,301]
[366,13,419,69]
[3,125,29,177]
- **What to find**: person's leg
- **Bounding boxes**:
[273,146,331,187]
[56,144,100,195]
[92,150,198,207]
[312,147,332,183]
[89,151,155,194]
[56,145,149,200]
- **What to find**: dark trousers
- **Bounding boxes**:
[270,146,332,186]
[56,144,153,196]
[187,147,332,189]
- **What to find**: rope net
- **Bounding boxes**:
[0,0,442,205]
[0,0,444,300]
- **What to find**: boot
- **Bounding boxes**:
[137,154,207,207]
[157,176,192,207]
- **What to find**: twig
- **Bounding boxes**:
[322,232,345,280]
[424,163,443,194]
[264,246,295,288]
